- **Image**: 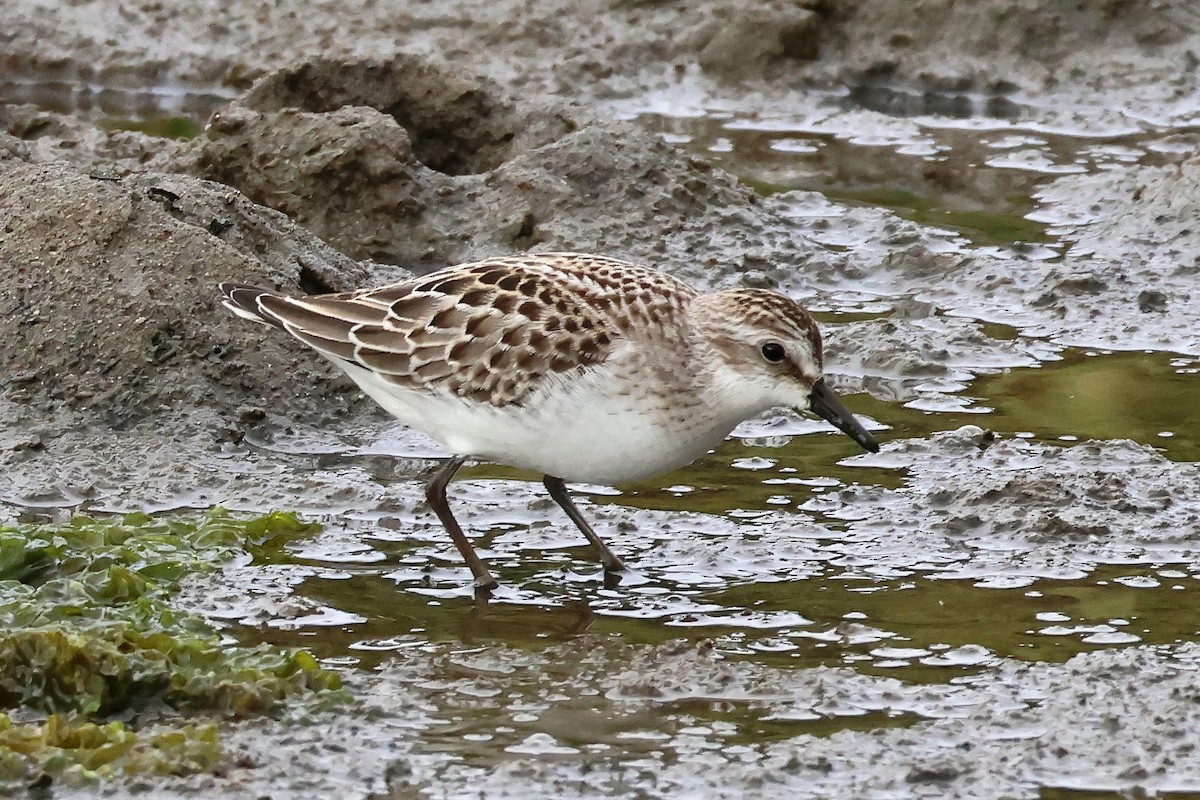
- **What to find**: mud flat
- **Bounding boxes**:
[3,1,1200,797]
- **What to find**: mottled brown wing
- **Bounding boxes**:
[226,254,681,407]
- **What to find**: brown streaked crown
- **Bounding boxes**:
[716,289,823,369]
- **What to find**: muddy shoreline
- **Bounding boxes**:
[4,0,1200,797]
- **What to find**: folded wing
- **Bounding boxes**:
[218,262,621,407]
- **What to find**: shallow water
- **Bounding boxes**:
[223,348,1200,689]
[276,563,1200,680]
[858,349,1200,462]
[627,99,1199,251]
[0,76,229,130]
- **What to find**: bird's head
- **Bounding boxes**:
[690,288,878,453]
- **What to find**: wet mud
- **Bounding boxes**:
[3,0,1200,797]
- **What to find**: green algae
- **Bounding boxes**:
[0,715,221,784]
[0,510,342,786]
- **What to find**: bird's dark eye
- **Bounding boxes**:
[760,342,786,363]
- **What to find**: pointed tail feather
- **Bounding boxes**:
[218,282,287,330]
[218,282,369,365]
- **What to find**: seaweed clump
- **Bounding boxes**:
[0,510,342,786]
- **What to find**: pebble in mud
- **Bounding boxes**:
[1137,289,1168,313]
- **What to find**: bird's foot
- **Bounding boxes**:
[473,576,499,600]
[602,568,624,590]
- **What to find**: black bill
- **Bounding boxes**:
[806,378,879,453]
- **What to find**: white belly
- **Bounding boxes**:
[337,360,735,485]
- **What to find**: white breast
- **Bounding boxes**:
[336,356,737,486]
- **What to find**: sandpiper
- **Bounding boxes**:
[221,253,879,593]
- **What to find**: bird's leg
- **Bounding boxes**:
[426,456,498,595]
[543,475,626,573]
